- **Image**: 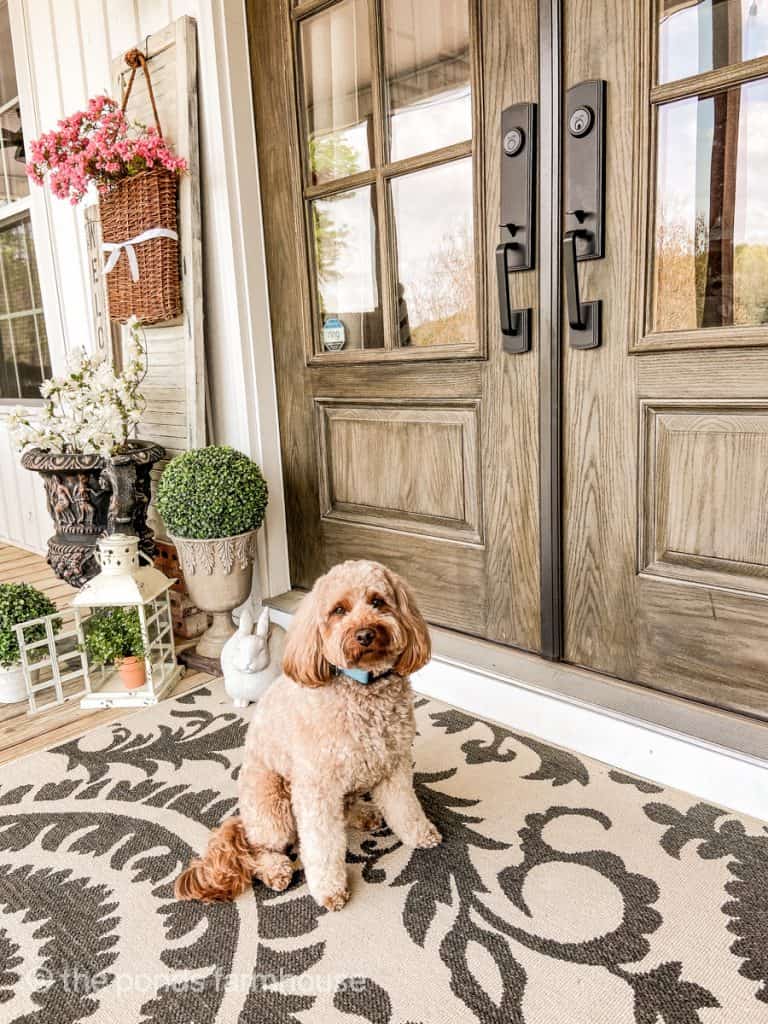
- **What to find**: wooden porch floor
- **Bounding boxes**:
[0,542,215,766]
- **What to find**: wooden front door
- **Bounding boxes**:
[248,0,543,650]
[562,0,768,718]
[248,0,768,718]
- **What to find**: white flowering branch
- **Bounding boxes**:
[9,318,148,458]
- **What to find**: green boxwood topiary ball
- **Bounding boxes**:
[156,445,269,539]
[0,583,60,669]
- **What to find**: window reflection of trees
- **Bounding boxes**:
[311,136,359,294]
[403,224,475,346]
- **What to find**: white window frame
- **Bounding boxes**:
[0,94,48,403]
[0,0,64,408]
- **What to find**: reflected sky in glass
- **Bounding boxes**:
[384,0,471,161]
[659,0,768,83]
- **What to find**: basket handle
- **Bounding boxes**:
[120,48,163,138]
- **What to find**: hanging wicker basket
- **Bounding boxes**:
[100,168,181,324]
[100,48,182,325]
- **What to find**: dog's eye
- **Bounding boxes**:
[370,597,385,609]
[332,605,346,616]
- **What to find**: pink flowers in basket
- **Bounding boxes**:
[26,94,187,205]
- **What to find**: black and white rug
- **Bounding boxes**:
[0,681,765,1023]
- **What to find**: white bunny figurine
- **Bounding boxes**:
[221,606,286,709]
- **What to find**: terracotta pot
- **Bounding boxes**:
[170,530,258,659]
[21,440,165,589]
[118,656,147,690]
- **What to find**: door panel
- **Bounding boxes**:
[563,0,768,718]
[247,0,542,650]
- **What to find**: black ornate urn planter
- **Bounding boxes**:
[21,439,165,588]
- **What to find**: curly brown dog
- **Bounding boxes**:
[175,560,441,911]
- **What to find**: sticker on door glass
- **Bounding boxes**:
[322,317,346,351]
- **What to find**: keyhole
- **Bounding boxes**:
[503,127,525,157]
[569,106,594,138]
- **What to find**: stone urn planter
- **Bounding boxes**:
[170,530,259,658]
[21,440,165,588]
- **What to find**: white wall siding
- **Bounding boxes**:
[0,427,49,551]
[1,0,290,595]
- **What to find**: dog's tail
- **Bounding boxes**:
[175,816,260,902]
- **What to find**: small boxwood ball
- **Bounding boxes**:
[0,583,59,669]
[157,445,269,539]
[81,607,146,667]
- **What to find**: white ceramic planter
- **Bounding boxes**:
[170,529,259,659]
[0,663,29,704]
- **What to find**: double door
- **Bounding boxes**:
[248,0,768,720]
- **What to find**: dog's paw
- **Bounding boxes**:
[263,859,294,892]
[320,887,350,912]
[414,823,442,848]
[347,802,384,831]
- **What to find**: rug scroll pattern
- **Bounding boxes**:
[0,682,765,1023]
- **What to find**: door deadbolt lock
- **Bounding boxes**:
[568,105,594,138]
[503,127,525,157]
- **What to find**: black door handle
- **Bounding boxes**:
[497,102,535,354]
[496,241,518,335]
[496,241,530,354]
[563,230,586,329]
[563,229,601,348]
[564,79,606,348]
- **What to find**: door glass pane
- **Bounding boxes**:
[0,104,28,205]
[383,0,471,162]
[0,1,17,108]
[651,78,768,332]
[391,158,475,347]
[310,185,384,351]
[300,0,373,186]
[658,0,768,84]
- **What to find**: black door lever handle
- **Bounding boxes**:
[496,242,518,336]
[496,242,530,353]
[563,229,601,348]
[563,230,586,330]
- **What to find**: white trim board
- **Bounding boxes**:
[411,657,768,823]
[267,606,768,822]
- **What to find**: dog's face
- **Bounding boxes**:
[282,560,431,687]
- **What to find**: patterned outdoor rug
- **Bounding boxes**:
[0,680,765,1024]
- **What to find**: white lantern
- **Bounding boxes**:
[73,533,183,708]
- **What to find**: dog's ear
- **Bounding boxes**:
[386,568,431,676]
[282,583,334,687]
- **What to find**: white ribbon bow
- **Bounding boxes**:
[102,227,179,282]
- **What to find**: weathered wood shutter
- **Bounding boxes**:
[86,17,205,539]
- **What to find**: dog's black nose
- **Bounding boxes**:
[356,628,375,647]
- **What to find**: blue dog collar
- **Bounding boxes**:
[334,666,390,686]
